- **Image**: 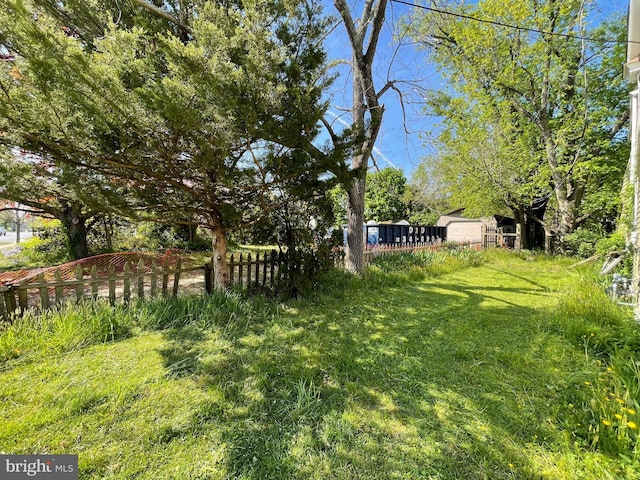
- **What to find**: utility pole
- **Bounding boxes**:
[624,0,640,320]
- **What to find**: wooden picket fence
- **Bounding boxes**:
[0,249,318,322]
[0,258,200,321]
[207,251,288,292]
[363,240,477,264]
[0,243,472,322]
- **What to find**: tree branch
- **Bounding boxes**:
[364,0,388,67]
[131,0,192,36]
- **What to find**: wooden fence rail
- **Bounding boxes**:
[0,250,297,322]
[363,241,477,264]
[0,259,201,321]
[0,243,470,322]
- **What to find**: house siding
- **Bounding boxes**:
[446,221,483,244]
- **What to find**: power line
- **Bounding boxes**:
[391,0,637,45]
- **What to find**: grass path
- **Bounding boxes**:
[0,252,631,479]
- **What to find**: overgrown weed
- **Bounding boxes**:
[0,301,131,363]
[0,291,279,365]
[369,247,484,279]
[552,272,640,465]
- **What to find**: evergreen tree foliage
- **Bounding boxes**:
[0,0,340,287]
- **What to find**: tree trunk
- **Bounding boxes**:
[513,208,529,250]
[14,209,21,244]
[60,204,90,259]
[335,0,388,275]
[210,221,230,290]
[555,195,577,252]
[544,224,553,254]
[103,215,114,251]
[542,123,578,253]
[69,219,88,259]
[345,170,366,274]
[344,58,367,275]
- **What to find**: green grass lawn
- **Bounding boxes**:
[0,250,637,479]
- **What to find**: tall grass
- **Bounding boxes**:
[369,247,483,280]
[0,291,279,365]
[552,271,640,466]
[134,291,279,330]
[553,274,639,357]
[5,249,640,477]
[0,301,131,363]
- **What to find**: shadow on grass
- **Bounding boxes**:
[157,326,206,377]
[156,268,570,479]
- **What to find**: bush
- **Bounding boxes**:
[595,231,627,256]
[274,241,339,298]
[20,222,70,266]
[564,228,603,258]
[113,222,210,252]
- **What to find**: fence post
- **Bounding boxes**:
[8,285,17,317]
[256,252,260,287]
[172,259,181,297]
[75,264,84,301]
[18,282,27,312]
[162,261,169,296]
[37,273,50,309]
[91,265,99,301]
[108,263,116,305]
[262,252,267,287]
[2,285,18,321]
[137,259,145,300]
[123,262,131,305]
[150,261,158,297]
[204,263,212,294]
[247,253,252,286]
[54,269,64,305]
[0,288,7,321]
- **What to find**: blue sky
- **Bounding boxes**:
[321,0,629,179]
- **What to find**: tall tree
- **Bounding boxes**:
[333,0,389,274]
[423,92,551,249]
[0,150,116,259]
[0,0,338,287]
[404,160,452,226]
[412,1,629,251]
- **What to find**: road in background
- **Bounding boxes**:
[0,231,34,247]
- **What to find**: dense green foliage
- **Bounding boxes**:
[2,251,639,478]
[364,168,408,222]
[330,168,414,226]
[0,0,343,286]
[411,1,629,251]
[405,161,451,225]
